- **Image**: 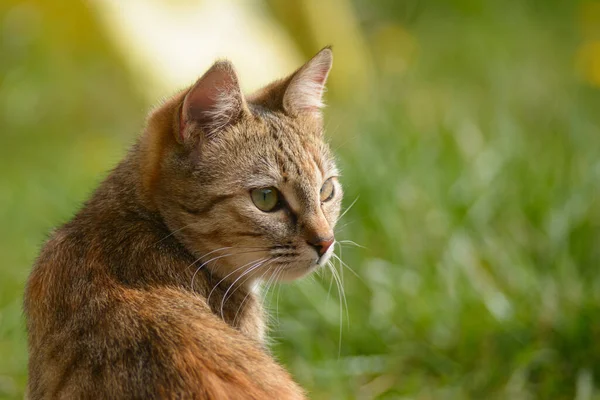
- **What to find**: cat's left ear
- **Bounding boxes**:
[282,47,333,115]
[179,60,248,143]
[249,47,333,117]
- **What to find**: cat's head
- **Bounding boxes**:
[141,48,341,284]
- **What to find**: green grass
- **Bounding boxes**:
[1,1,600,399]
[273,3,600,399]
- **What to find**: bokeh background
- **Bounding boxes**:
[2,0,600,398]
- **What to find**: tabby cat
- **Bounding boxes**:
[24,47,341,399]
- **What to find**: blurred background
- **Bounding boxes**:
[1,0,600,398]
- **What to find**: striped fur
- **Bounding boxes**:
[24,48,339,399]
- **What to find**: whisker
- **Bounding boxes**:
[338,241,345,287]
[187,246,234,269]
[188,246,274,274]
[263,261,283,302]
[261,266,280,324]
[328,262,344,358]
[275,268,284,323]
[335,195,359,224]
[232,266,272,326]
[337,239,367,249]
[264,265,284,324]
[330,261,349,324]
[334,257,351,333]
[207,257,267,306]
[332,242,363,283]
[189,248,267,290]
[219,260,268,320]
[334,220,355,234]
[191,252,249,290]
[221,257,280,319]
[326,260,335,302]
[332,244,351,327]
[232,259,283,322]
[315,265,324,278]
[331,252,362,281]
[153,221,199,246]
[190,253,233,290]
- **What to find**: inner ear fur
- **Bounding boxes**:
[248,47,333,116]
[179,61,249,142]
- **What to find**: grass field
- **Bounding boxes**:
[1,1,600,399]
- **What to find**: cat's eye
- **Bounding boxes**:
[251,187,281,212]
[320,178,335,202]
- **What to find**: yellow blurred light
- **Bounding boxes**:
[578,1,600,39]
[372,24,418,77]
[576,40,600,87]
[91,0,303,100]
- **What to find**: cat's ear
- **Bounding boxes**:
[179,60,248,142]
[248,47,333,116]
[282,47,333,115]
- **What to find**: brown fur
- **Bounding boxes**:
[24,48,341,399]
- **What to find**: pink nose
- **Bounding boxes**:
[307,237,334,257]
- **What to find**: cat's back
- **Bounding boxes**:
[25,220,97,334]
[24,216,304,400]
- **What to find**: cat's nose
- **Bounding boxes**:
[307,236,335,257]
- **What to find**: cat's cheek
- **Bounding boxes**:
[322,200,342,228]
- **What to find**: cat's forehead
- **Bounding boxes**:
[260,114,334,172]
[222,112,337,188]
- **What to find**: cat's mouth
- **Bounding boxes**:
[270,244,334,282]
[316,243,335,266]
[206,241,336,284]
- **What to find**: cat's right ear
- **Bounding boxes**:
[178,61,248,143]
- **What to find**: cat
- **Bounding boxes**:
[24,47,342,399]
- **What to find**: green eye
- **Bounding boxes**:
[320,178,335,202]
[251,187,280,212]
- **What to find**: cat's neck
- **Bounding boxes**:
[74,149,267,343]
